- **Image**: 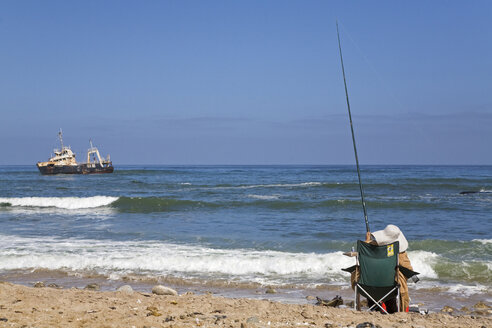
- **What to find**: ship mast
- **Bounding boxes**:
[58,129,64,150]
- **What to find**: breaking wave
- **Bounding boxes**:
[0,196,119,209]
[0,195,456,213]
[0,235,489,287]
[0,235,354,285]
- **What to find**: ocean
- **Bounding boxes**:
[0,165,490,310]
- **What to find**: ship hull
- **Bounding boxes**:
[37,164,114,175]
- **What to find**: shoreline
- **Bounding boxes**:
[0,281,490,328]
[1,271,490,315]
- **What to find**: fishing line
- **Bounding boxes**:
[336,21,431,146]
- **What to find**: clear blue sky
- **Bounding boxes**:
[1,1,491,165]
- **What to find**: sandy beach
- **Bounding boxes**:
[0,281,490,328]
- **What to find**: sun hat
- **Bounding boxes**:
[371,224,408,252]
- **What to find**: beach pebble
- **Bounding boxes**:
[146,306,162,317]
[355,323,381,328]
[116,285,133,294]
[47,283,62,289]
[151,285,177,296]
[473,309,492,316]
[441,306,455,313]
[212,309,224,313]
[33,281,45,288]
[246,316,260,323]
[84,283,100,291]
[473,301,491,309]
[301,310,312,319]
[305,295,316,300]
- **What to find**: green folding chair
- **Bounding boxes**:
[344,240,401,314]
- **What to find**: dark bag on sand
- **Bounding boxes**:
[316,295,343,307]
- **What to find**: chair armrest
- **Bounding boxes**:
[342,265,358,273]
[398,265,419,279]
[343,251,358,257]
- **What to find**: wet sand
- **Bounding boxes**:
[0,281,490,328]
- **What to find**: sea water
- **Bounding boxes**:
[0,165,490,309]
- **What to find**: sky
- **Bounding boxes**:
[0,1,491,165]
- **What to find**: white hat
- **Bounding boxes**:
[372,224,408,252]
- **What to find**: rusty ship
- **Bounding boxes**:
[37,130,114,175]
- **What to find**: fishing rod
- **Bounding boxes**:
[336,21,370,233]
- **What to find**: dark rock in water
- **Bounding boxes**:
[265,287,277,294]
[33,282,45,288]
[316,295,343,307]
[47,283,62,289]
[84,283,100,291]
[460,191,479,194]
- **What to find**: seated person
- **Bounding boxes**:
[351,224,413,313]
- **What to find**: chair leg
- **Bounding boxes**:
[397,288,400,312]
[355,286,360,310]
[358,285,393,314]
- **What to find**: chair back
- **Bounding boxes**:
[357,240,399,287]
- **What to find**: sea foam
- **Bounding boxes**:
[407,250,439,279]
[473,239,492,244]
[0,235,489,289]
[0,196,119,209]
[216,182,322,190]
[0,235,354,285]
[247,194,280,200]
